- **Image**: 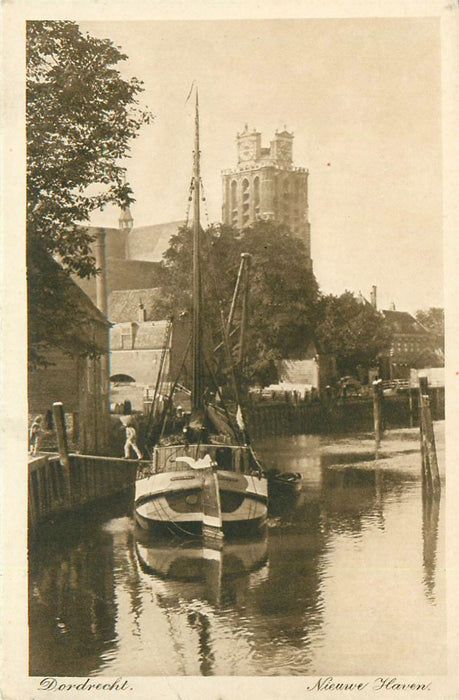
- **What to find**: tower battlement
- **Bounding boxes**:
[222,127,312,269]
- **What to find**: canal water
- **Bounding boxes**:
[29,426,445,677]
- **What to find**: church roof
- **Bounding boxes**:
[127,221,185,262]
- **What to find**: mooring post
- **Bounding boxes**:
[408,388,414,428]
[372,378,383,449]
[418,392,430,492]
[52,402,72,495]
[418,378,441,496]
[418,377,430,491]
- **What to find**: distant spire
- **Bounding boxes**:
[119,173,134,231]
[119,204,134,231]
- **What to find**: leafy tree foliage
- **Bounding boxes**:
[27,21,152,364]
[156,220,319,389]
[315,291,388,378]
[416,307,444,349]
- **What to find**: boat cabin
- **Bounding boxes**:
[152,443,258,476]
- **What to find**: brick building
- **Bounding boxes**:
[108,288,190,411]
[378,308,444,381]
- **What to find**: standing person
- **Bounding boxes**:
[124,423,142,459]
[29,415,43,456]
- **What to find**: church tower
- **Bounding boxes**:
[222,125,312,269]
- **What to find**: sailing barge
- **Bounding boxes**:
[134,91,268,540]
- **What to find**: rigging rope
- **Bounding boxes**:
[184,176,195,229]
[199,177,210,229]
[146,319,174,442]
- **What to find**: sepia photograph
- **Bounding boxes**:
[2,1,458,698]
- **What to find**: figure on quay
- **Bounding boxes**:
[124,423,143,460]
[29,415,43,456]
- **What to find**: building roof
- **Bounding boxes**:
[39,250,110,328]
[127,221,185,262]
[85,220,184,264]
[110,319,170,351]
[28,244,110,360]
[76,258,160,308]
[108,288,165,323]
[382,310,430,335]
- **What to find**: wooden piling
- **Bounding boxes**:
[53,402,72,496]
[408,388,414,428]
[53,402,70,469]
[418,378,441,496]
[372,379,383,449]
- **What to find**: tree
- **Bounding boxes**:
[416,307,444,350]
[315,291,388,379]
[27,21,152,364]
[156,220,320,389]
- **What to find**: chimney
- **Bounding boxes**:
[389,301,396,311]
[138,302,147,322]
[370,285,377,309]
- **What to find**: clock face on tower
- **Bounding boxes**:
[240,142,254,161]
[278,141,291,159]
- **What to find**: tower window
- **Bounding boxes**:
[231,180,238,210]
[254,176,260,207]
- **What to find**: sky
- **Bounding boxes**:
[83,17,443,314]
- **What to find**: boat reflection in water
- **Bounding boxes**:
[135,529,270,675]
[135,529,269,608]
[28,432,445,677]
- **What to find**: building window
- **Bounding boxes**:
[121,324,133,350]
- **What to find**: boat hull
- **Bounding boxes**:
[135,469,268,538]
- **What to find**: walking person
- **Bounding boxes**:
[124,423,142,459]
[29,415,43,456]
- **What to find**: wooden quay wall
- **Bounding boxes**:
[245,389,444,439]
[28,453,140,530]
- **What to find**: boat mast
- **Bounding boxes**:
[191,89,205,424]
[238,252,251,369]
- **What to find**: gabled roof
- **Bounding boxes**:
[110,319,170,351]
[37,248,110,328]
[108,288,164,323]
[382,310,430,335]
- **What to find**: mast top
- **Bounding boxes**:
[190,84,205,424]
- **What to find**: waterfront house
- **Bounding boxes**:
[378,308,444,381]
[28,253,111,455]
